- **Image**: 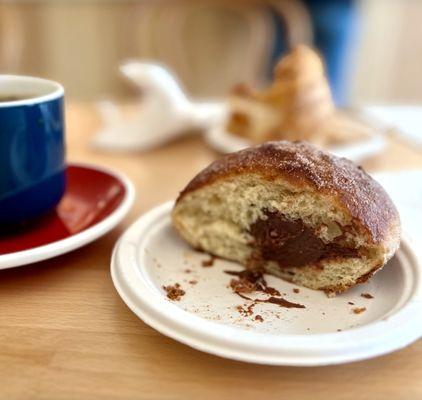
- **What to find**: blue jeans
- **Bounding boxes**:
[271,0,358,106]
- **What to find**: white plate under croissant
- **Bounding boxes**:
[205,111,386,163]
[206,45,386,162]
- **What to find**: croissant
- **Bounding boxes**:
[226,45,371,146]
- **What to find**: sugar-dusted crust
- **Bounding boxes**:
[176,141,400,247]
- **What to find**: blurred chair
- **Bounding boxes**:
[128,0,313,97]
[0,0,357,103]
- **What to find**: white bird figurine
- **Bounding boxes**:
[93,62,226,152]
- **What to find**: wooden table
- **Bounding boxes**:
[1,104,421,400]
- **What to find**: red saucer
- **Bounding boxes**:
[0,163,135,268]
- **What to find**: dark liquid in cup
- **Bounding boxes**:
[0,94,37,102]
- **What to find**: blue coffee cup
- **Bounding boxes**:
[0,75,66,226]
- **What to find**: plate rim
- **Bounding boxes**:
[205,124,386,163]
[111,201,422,366]
[0,162,135,270]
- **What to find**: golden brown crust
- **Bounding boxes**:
[176,141,400,245]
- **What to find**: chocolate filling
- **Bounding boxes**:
[249,210,358,267]
[225,269,306,309]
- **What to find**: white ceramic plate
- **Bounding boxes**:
[205,125,385,163]
[111,201,422,366]
[0,163,135,270]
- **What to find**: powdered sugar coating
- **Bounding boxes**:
[177,141,400,244]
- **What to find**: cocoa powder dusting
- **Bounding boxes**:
[225,269,280,296]
[293,288,300,293]
[201,256,215,267]
[352,307,366,314]
[163,283,185,301]
[229,278,256,294]
[361,293,374,299]
[236,303,255,317]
